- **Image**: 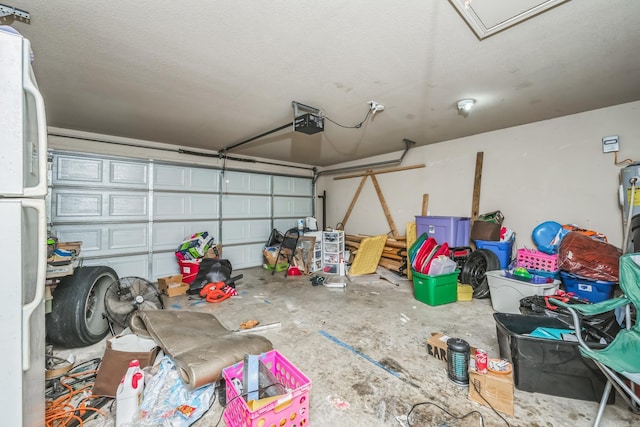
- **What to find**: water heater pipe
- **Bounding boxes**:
[622,176,638,254]
[313,138,416,183]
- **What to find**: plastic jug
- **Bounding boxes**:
[428,255,457,276]
[116,359,144,427]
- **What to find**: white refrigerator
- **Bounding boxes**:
[0,27,48,427]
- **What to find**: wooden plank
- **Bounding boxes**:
[347,234,406,249]
[333,164,426,180]
[370,174,399,237]
[341,175,368,228]
[380,252,404,261]
[471,152,484,221]
[406,221,417,281]
[376,266,407,286]
[421,194,429,216]
[378,257,402,272]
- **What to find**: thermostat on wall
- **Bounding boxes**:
[602,135,620,153]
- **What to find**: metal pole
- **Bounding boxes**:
[318,190,327,231]
[220,122,291,153]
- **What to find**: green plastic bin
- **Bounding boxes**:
[412,270,459,306]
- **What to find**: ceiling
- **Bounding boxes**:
[4,0,640,167]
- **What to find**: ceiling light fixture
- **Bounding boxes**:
[457,99,476,116]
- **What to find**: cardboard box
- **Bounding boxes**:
[93,334,160,397]
[157,274,190,297]
[204,244,223,259]
[427,332,477,363]
[468,368,514,416]
[46,262,74,278]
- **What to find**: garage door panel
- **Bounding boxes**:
[109,193,148,217]
[222,243,264,269]
[52,189,148,222]
[190,194,220,216]
[53,191,103,218]
[154,193,218,220]
[54,156,103,184]
[53,155,148,188]
[110,161,148,186]
[222,171,271,194]
[222,195,270,218]
[273,176,312,196]
[82,254,148,279]
[52,225,102,253]
[273,197,312,217]
[273,219,298,233]
[50,153,312,279]
[151,252,181,279]
[154,164,220,192]
[52,223,149,257]
[153,221,220,251]
[221,219,271,245]
[109,226,148,251]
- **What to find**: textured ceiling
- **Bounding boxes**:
[5,0,640,166]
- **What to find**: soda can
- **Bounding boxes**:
[475,349,488,374]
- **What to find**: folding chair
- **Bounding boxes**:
[272,228,300,276]
[552,253,640,426]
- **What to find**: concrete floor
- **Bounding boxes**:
[60,266,638,427]
[180,267,637,427]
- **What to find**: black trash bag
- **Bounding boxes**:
[187,258,233,295]
[519,295,621,344]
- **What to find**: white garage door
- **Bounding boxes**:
[48,152,313,279]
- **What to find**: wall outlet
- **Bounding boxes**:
[602,135,619,153]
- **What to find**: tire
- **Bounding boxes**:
[47,266,119,348]
[459,249,500,299]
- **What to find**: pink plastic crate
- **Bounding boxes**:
[223,350,312,427]
[516,248,558,272]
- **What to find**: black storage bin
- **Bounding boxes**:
[493,312,613,403]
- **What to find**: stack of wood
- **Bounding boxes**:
[345,234,408,276]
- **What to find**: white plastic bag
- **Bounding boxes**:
[137,356,215,427]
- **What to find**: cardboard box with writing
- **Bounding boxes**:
[468,367,514,416]
[157,274,190,297]
[427,332,477,363]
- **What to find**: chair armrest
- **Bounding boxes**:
[550,296,629,351]
[551,296,629,316]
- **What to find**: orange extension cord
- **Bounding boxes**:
[45,370,109,427]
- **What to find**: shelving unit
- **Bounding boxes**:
[322,230,344,274]
[303,231,323,273]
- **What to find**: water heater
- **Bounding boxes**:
[620,163,640,252]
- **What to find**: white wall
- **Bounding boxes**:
[317,101,640,249]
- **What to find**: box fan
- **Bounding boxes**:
[104,277,164,334]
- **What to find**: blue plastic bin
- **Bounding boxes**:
[474,239,514,269]
[415,216,470,247]
[560,272,616,303]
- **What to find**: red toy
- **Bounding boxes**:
[199,274,242,303]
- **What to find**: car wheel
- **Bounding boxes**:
[459,249,500,299]
[47,266,118,348]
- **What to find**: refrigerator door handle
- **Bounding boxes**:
[21,199,46,371]
[21,39,48,198]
